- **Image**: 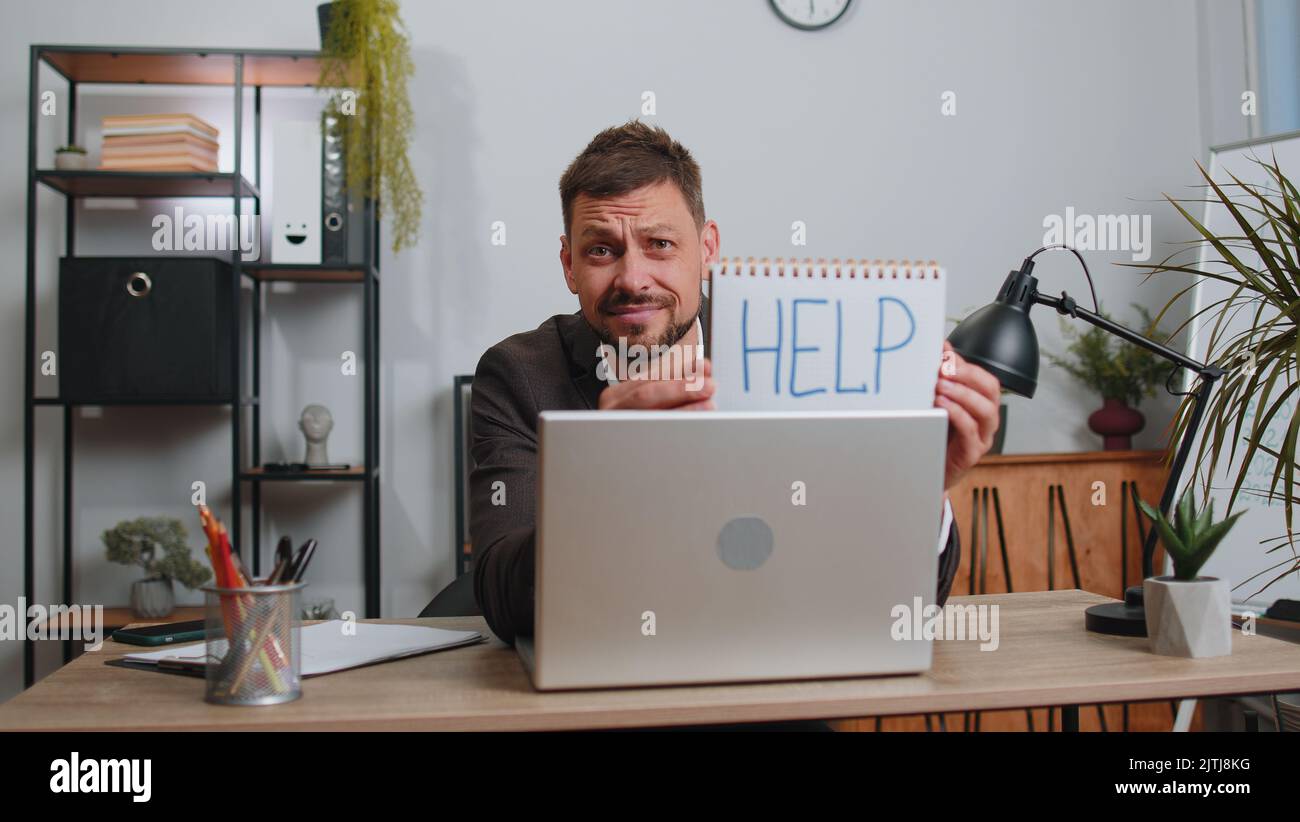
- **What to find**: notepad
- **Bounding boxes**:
[121,621,484,677]
[709,258,946,411]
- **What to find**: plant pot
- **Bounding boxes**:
[1143,575,1231,658]
[1088,397,1144,451]
[55,152,87,170]
[317,2,334,45]
[131,577,175,619]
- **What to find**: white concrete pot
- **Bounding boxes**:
[131,577,175,619]
[54,151,87,170]
[1143,576,1231,658]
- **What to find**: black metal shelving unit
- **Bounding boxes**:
[23,45,382,688]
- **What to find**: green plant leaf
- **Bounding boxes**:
[1138,498,1187,566]
[1133,158,1300,593]
[1180,509,1248,579]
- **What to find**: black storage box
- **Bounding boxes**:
[58,257,234,401]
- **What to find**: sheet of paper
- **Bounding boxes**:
[709,261,946,411]
[123,621,483,677]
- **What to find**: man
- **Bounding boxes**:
[471,121,1002,646]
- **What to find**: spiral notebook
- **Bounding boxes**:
[707,257,946,411]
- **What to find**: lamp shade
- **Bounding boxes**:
[946,268,1041,398]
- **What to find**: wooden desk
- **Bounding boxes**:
[2,591,1298,731]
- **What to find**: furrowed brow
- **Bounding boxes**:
[579,224,619,241]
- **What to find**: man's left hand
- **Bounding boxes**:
[934,340,1003,489]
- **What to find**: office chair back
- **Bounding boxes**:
[419,570,481,618]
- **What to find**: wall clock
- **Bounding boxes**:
[769,0,853,31]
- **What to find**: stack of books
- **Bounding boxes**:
[99,113,220,172]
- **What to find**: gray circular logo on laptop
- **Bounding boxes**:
[717,517,774,570]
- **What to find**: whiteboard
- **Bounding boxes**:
[1179,130,1300,609]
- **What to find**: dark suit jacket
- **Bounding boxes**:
[470,306,962,645]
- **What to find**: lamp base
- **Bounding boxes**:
[1084,584,1148,636]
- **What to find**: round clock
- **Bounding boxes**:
[769,0,853,31]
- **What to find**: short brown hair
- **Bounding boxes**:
[559,120,706,237]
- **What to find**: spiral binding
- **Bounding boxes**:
[708,257,942,280]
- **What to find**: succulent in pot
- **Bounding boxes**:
[54,144,87,170]
[1138,489,1245,657]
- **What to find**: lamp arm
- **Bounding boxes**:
[1033,290,1221,378]
[1033,288,1227,578]
[1141,376,1219,577]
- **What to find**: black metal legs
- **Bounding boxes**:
[1062,705,1080,732]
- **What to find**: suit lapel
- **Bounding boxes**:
[562,313,605,410]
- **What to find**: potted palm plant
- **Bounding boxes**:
[1138,489,1245,657]
[316,0,422,253]
[1141,155,1299,595]
[1044,304,1171,450]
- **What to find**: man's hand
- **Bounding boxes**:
[934,341,1001,489]
[598,358,716,411]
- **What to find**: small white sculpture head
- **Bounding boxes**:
[299,404,334,444]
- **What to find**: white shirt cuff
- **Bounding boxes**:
[937,496,953,555]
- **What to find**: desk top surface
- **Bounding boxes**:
[3,590,1298,731]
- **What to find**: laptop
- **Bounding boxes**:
[517,409,948,690]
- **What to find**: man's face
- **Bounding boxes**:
[560,180,719,349]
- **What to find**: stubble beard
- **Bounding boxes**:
[591,296,700,352]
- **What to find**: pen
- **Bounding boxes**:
[267,536,293,584]
[288,539,318,582]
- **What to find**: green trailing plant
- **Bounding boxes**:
[1138,488,1246,581]
[103,517,211,589]
[318,0,422,252]
[1134,155,1300,591]
[55,145,86,154]
[1044,303,1172,406]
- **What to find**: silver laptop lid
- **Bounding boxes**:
[531,410,947,690]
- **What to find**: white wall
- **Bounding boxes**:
[0,0,1253,699]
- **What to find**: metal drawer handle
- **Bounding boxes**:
[126,271,151,298]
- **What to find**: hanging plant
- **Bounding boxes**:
[318,0,422,252]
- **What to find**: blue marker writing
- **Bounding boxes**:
[741,298,782,394]
[790,298,827,398]
[835,300,867,394]
[874,297,915,393]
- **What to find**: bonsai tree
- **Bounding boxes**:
[1138,489,1246,581]
[317,0,422,252]
[1044,303,1172,407]
[103,516,211,589]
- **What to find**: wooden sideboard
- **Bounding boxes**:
[842,450,1197,732]
[949,450,1170,600]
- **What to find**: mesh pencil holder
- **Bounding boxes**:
[202,581,306,706]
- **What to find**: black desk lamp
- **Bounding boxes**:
[947,244,1225,635]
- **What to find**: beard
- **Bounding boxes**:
[590,291,700,351]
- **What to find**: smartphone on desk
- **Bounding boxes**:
[112,619,205,647]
